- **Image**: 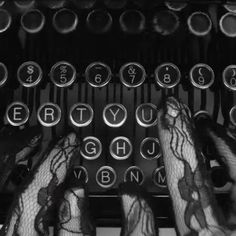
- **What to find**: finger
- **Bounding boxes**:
[0,132,80,236]
[56,185,95,236]
[157,97,230,236]
[0,125,42,191]
[196,115,236,225]
[119,182,157,236]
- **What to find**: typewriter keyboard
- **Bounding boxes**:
[0,0,235,227]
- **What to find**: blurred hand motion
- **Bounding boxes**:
[1,97,236,236]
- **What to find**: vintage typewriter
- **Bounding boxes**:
[0,0,235,228]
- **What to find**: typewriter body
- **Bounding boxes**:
[0,0,235,227]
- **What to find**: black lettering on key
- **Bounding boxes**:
[37,103,61,127]
[69,103,94,127]
[136,103,158,127]
[153,166,167,188]
[124,166,144,185]
[96,166,117,188]
[6,102,29,126]
[103,103,127,127]
[80,136,102,160]
[140,137,161,160]
[110,137,132,160]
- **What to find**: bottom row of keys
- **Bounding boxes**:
[73,165,167,188]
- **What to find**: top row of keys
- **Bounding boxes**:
[1,7,236,37]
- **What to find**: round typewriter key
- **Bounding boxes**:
[153,10,179,36]
[230,106,236,126]
[80,136,102,160]
[0,63,8,87]
[85,62,111,87]
[110,137,132,160]
[73,166,89,183]
[69,103,94,127]
[165,2,187,11]
[103,103,127,128]
[136,103,158,127]
[21,9,45,34]
[188,12,212,36]
[190,64,214,89]
[155,63,181,89]
[50,61,76,87]
[37,103,61,127]
[119,10,145,34]
[6,102,29,126]
[17,61,42,87]
[124,166,144,185]
[119,62,146,88]
[14,0,35,9]
[86,9,113,34]
[53,8,78,34]
[0,9,11,33]
[193,110,211,123]
[104,0,127,9]
[71,0,96,9]
[153,166,167,188]
[140,137,161,160]
[223,65,236,91]
[220,12,236,37]
[96,166,117,188]
[42,0,66,9]
[224,4,236,13]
